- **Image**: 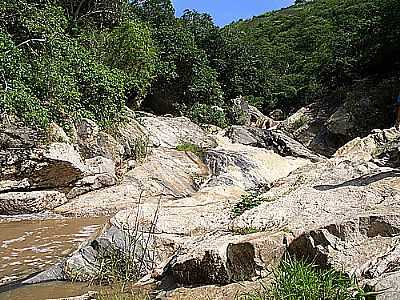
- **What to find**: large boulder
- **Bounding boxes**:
[138,115,217,149]
[334,127,400,164]
[226,126,324,162]
[278,80,399,156]
[0,115,44,149]
[107,111,150,160]
[231,97,278,129]
[75,119,124,164]
[204,142,309,189]
[55,147,210,215]
[0,143,86,191]
[278,101,341,156]
[67,156,117,199]
[371,272,400,300]
[0,191,68,214]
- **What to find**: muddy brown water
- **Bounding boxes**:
[0,216,108,300]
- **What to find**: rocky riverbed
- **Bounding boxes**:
[1,99,400,299]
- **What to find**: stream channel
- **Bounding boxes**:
[0,215,108,300]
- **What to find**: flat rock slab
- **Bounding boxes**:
[56,148,209,216]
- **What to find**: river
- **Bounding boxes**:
[0,215,108,300]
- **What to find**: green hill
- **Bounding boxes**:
[225,0,400,113]
[1,0,399,130]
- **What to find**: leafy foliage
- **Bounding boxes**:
[1,0,399,129]
[0,0,155,128]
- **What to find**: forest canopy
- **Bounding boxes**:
[1,0,399,129]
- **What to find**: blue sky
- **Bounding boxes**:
[172,0,295,27]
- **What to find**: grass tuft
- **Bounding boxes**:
[237,257,371,300]
[176,143,205,159]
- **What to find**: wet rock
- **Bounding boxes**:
[139,115,217,149]
[22,263,66,284]
[205,143,309,189]
[46,291,98,300]
[0,191,68,214]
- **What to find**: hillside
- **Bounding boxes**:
[1,0,399,133]
[226,0,400,114]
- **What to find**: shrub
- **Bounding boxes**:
[133,136,150,163]
[189,103,228,128]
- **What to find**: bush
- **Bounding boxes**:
[0,1,157,129]
[189,103,228,128]
[103,20,158,103]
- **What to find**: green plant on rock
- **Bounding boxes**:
[232,187,269,217]
[176,142,205,160]
[133,136,150,163]
[291,114,309,131]
[231,226,261,235]
[237,257,371,300]
[188,102,228,128]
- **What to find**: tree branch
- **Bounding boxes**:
[77,10,117,20]
[74,0,87,21]
[15,38,46,48]
[1,72,9,92]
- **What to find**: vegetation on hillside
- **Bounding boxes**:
[1,0,399,130]
[227,0,400,113]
